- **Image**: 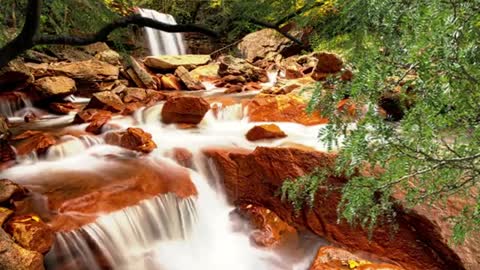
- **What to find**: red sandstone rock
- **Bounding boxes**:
[245,124,287,141]
[237,203,297,247]
[74,109,112,135]
[161,95,210,125]
[85,91,125,112]
[203,147,465,270]
[171,147,193,168]
[309,246,403,270]
[104,127,157,153]
[246,95,329,125]
[11,130,56,156]
[224,84,243,94]
[313,52,343,73]
[4,215,54,254]
[161,74,183,90]
[49,102,79,115]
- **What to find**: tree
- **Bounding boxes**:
[282,0,480,243]
[0,0,218,69]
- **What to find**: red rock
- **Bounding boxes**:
[11,131,56,156]
[49,102,79,115]
[161,95,210,125]
[85,91,125,112]
[74,109,112,135]
[309,246,403,270]
[0,59,34,92]
[340,69,353,81]
[224,84,243,94]
[14,157,197,232]
[237,203,297,247]
[246,124,287,141]
[204,147,465,270]
[222,75,246,84]
[0,140,16,168]
[0,179,27,204]
[104,127,157,153]
[4,215,54,254]
[246,95,329,125]
[0,227,44,270]
[171,147,193,168]
[161,74,183,90]
[313,52,343,73]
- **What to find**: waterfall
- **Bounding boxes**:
[138,8,187,56]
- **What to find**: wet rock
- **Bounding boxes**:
[0,140,16,169]
[0,207,13,226]
[0,227,44,270]
[238,28,306,62]
[121,87,148,103]
[161,95,210,125]
[310,246,402,270]
[11,131,57,156]
[28,59,119,81]
[0,116,9,138]
[160,74,183,90]
[4,214,54,254]
[174,66,205,90]
[74,109,112,135]
[33,76,77,98]
[237,203,297,247]
[85,91,125,112]
[0,59,34,92]
[189,63,219,80]
[246,124,287,141]
[218,55,269,83]
[204,147,465,270]
[224,85,243,94]
[246,94,329,125]
[144,54,211,70]
[129,56,157,89]
[49,102,79,115]
[312,52,343,74]
[170,147,193,168]
[0,179,27,204]
[104,127,157,153]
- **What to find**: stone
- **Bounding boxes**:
[33,59,119,81]
[204,147,466,270]
[0,116,9,138]
[0,140,16,168]
[82,42,111,55]
[23,50,58,64]
[74,109,112,135]
[129,56,157,89]
[237,203,297,247]
[189,63,220,80]
[95,50,121,66]
[0,59,34,92]
[0,227,44,270]
[174,66,205,90]
[49,102,79,115]
[218,55,269,83]
[34,76,77,98]
[238,28,306,62]
[144,54,211,70]
[4,215,54,254]
[0,179,26,204]
[222,75,246,84]
[246,94,329,125]
[11,131,57,156]
[121,87,148,103]
[86,91,125,112]
[161,74,183,90]
[170,147,193,168]
[104,127,157,153]
[224,85,243,94]
[312,52,343,74]
[161,95,210,125]
[0,207,13,226]
[309,246,403,270]
[245,124,287,141]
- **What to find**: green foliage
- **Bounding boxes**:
[282,0,480,243]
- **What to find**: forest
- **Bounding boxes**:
[0,0,479,270]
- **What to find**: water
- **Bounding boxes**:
[138,8,187,56]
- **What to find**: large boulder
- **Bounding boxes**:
[161,95,210,125]
[0,59,34,92]
[33,76,76,98]
[128,56,157,89]
[204,147,466,270]
[0,227,44,270]
[245,124,287,141]
[36,59,119,81]
[189,63,219,80]
[218,55,269,83]
[160,74,183,91]
[4,215,54,254]
[144,55,211,70]
[238,28,307,62]
[104,127,157,153]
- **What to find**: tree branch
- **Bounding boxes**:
[275,1,326,27]
[248,17,303,45]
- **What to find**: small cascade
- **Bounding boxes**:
[0,92,34,118]
[46,135,104,160]
[138,8,187,55]
[45,193,198,270]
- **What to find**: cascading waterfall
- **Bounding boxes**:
[138,8,187,56]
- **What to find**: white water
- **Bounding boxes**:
[138,8,187,56]
[0,101,329,270]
